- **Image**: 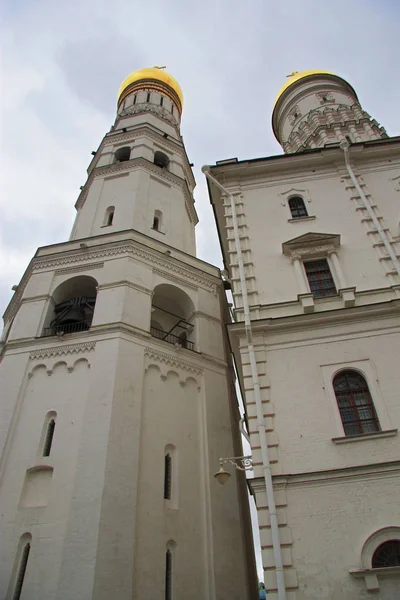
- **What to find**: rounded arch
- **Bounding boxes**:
[288,195,308,218]
[361,527,400,568]
[103,205,115,226]
[151,284,195,349]
[154,150,170,169]
[114,146,131,162]
[43,276,98,337]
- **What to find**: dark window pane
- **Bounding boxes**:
[372,540,400,568]
[288,196,308,218]
[304,259,337,298]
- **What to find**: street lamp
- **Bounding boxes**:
[214,456,253,485]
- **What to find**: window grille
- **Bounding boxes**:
[12,543,30,600]
[165,549,172,600]
[43,419,56,457]
[304,259,336,298]
[372,540,400,568]
[288,196,308,218]
[164,454,172,500]
[333,370,381,436]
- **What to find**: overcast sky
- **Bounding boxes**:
[1,0,399,582]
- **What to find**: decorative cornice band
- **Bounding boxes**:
[30,341,96,359]
[144,346,203,375]
[54,262,104,275]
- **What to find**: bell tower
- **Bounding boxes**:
[0,68,257,600]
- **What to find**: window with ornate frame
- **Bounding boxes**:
[288,196,308,219]
[304,258,337,298]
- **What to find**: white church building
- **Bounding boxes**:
[0,68,257,600]
[206,70,400,599]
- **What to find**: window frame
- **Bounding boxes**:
[333,369,381,436]
[288,195,308,219]
[350,527,400,591]
[319,359,392,440]
[303,257,337,299]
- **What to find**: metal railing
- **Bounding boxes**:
[42,321,91,337]
[150,326,195,351]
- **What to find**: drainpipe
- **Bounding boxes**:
[202,166,286,600]
[340,141,400,277]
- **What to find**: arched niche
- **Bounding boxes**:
[43,275,98,337]
[150,284,195,350]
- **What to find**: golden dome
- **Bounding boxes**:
[274,70,334,107]
[118,67,183,112]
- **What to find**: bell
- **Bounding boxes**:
[59,306,86,325]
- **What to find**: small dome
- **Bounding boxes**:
[274,70,334,108]
[118,67,183,112]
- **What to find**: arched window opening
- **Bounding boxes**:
[288,196,308,219]
[103,206,115,227]
[165,549,172,600]
[151,284,195,351]
[152,209,163,232]
[164,453,172,500]
[43,419,56,457]
[333,370,380,436]
[114,146,131,162]
[9,535,32,600]
[154,151,170,170]
[43,276,98,337]
[372,540,400,568]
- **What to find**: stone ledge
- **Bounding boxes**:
[288,216,316,223]
[349,565,400,591]
[332,429,397,444]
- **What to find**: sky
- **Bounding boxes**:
[1,0,399,581]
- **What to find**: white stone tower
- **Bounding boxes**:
[0,67,257,600]
[207,70,400,599]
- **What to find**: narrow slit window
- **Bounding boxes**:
[160,96,164,106]
[165,549,172,600]
[12,542,31,600]
[304,259,336,298]
[153,216,159,230]
[133,94,137,105]
[164,453,172,500]
[333,370,381,436]
[43,419,55,457]
[103,206,115,227]
[107,210,114,226]
[288,196,308,218]
[171,105,174,115]
[146,92,151,103]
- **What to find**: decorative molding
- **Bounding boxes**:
[317,91,334,104]
[54,262,104,275]
[280,187,311,207]
[153,267,199,291]
[390,175,400,192]
[282,232,340,257]
[30,341,96,359]
[120,103,179,127]
[144,346,203,375]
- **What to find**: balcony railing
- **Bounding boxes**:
[42,321,91,337]
[150,326,195,351]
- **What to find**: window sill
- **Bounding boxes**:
[288,216,316,223]
[151,228,165,234]
[349,566,400,591]
[100,224,113,228]
[332,429,398,444]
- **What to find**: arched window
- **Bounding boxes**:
[154,151,170,169]
[164,453,172,500]
[372,540,400,568]
[114,146,130,162]
[43,418,56,457]
[9,534,32,600]
[103,206,115,227]
[288,196,308,219]
[333,370,380,436]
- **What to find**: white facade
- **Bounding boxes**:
[208,72,400,599]
[0,70,257,600]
